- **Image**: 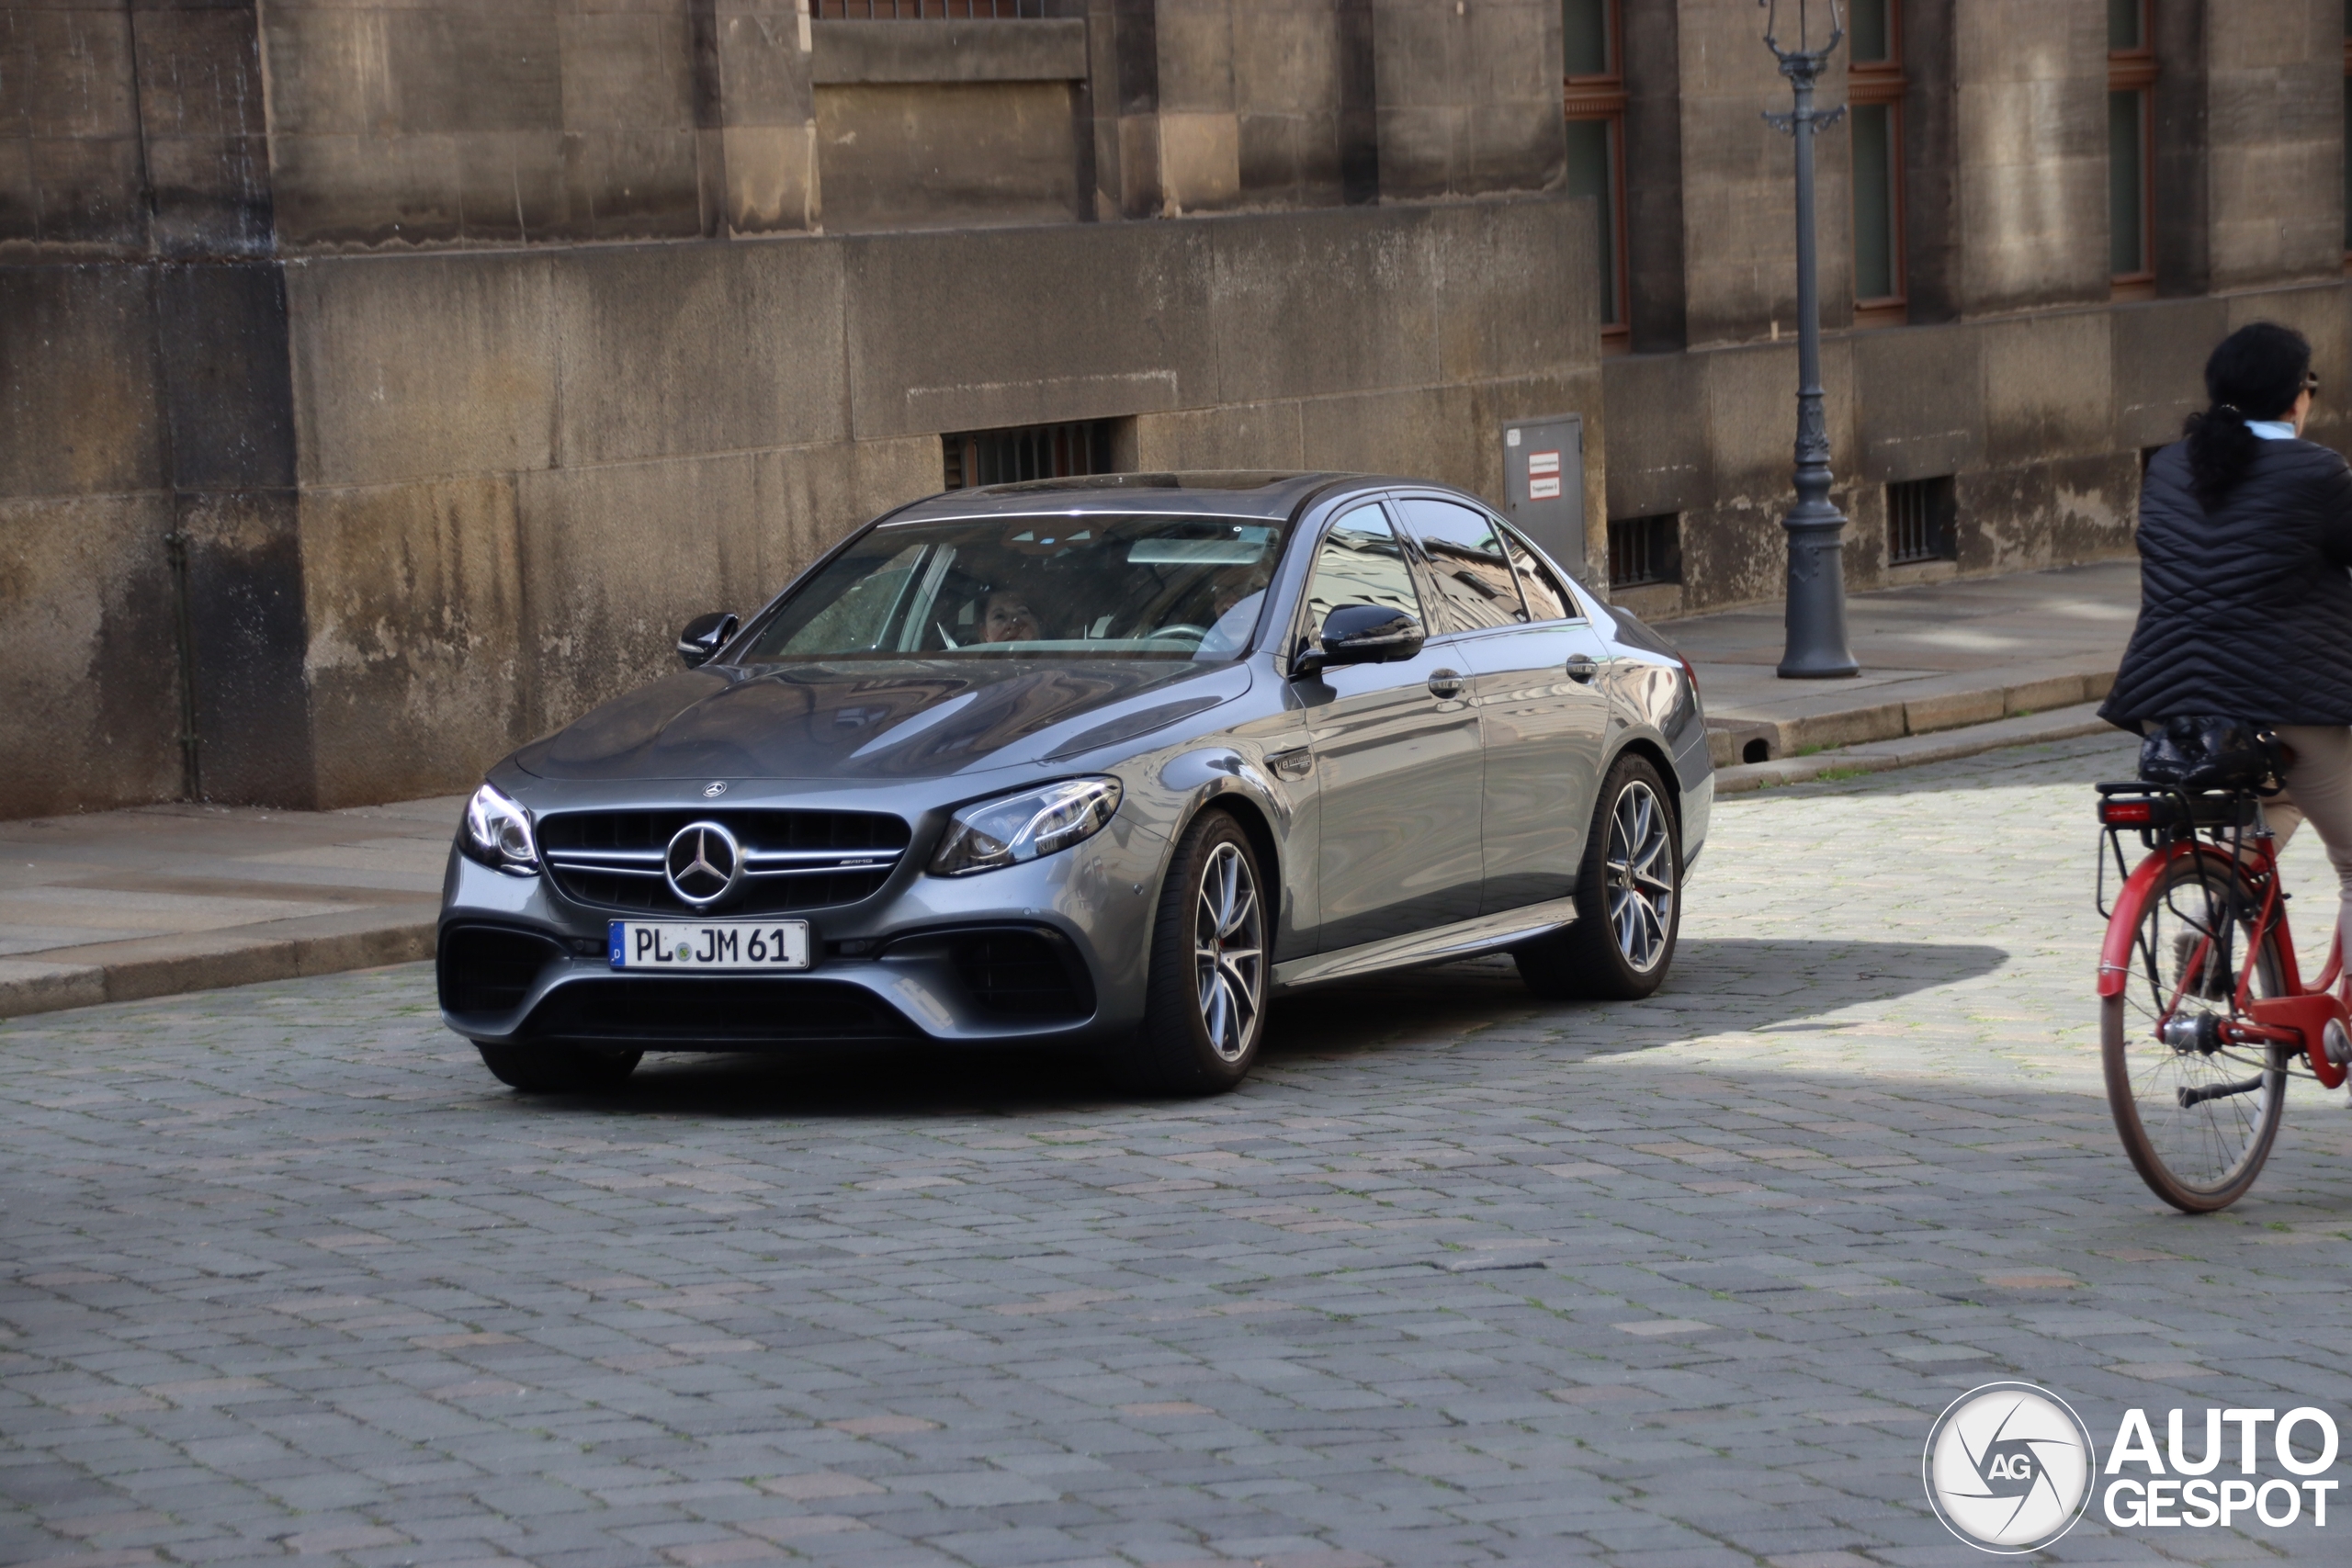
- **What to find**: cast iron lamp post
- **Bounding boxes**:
[1761,0,1859,678]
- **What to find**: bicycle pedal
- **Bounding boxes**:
[2326,1020,2352,1069]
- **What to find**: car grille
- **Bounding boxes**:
[521,977,920,1044]
[538,809,912,916]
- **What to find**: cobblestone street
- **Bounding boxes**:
[8,732,2352,1568]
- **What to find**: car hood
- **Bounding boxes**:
[513,659,1250,782]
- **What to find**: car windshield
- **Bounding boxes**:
[734,513,1290,662]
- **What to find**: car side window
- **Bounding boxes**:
[1497,524,1578,623]
[1395,497,1529,633]
[1301,504,1425,649]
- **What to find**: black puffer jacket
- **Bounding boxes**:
[2101,437,2352,728]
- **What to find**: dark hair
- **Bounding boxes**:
[2183,321,2312,508]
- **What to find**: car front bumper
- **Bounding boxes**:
[435,814,1174,1052]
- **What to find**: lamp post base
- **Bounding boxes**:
[1777,508,1859,679]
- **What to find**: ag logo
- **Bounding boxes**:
[1924,1382,2097,1553]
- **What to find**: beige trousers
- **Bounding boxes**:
[2267,725,2352,966]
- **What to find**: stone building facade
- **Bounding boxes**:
[1,0,2345,818]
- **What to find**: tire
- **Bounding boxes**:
[475,1042,643,1094]
[2101,851,2289,1213]
[1122,809,1271,1096]
[1515,752,1681,1001]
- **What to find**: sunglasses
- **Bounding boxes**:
[2306,372,2322,396]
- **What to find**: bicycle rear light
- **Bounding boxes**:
[2099,800,2154,826]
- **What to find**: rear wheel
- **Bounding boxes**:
[1122,810,1269,1096]
[1516,753,1681,1000]
[475,1043,643,1094]
[2101,852,2288,1213]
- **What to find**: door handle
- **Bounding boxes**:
[1427,670,1464,700]
[1565,656,1600,683]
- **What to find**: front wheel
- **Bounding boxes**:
[2101,852,2288,1213]
[1122,809,1270,1096]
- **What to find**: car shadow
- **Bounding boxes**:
[512,936,2007,1119]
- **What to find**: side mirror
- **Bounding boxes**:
[1295,604,1424,677]
[677,612,740,669]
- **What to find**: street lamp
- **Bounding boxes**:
[1761,0,1859,679]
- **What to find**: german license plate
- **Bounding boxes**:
[608,919,810,971]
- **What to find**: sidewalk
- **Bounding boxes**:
[0,558,2143,1021]
[0,798,457,1021]
[1678,557,2136,770]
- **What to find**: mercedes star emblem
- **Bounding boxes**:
[703,781,728,797]
[664,820,742,908]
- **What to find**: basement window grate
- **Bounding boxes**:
[815,2,1050,17]
[944,420,1118,491]
[1607,513,1680,589]
[1887,475,1957,564]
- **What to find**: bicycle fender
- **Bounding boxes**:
[2098,840,2233,998]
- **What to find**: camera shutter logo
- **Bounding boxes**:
[664,821,741,909]
[1923,1382,2097,1553]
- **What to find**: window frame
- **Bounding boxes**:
[2108,0,2157,298]
[1389,493,1534,637]
[1847,0,1907,327]
[1563,0,1631,350]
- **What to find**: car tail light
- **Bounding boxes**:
[2100,800,2154,826]
[1677,653,1700,698]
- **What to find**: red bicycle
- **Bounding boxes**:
[2097,783,2352,1211]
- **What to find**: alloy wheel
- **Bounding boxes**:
[1193,840,1265,1062]
[1606,780,1675,973]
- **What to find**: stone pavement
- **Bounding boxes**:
[7,728,2351,1567]
[0,562,2146,1024]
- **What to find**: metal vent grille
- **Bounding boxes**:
[944,420,1117,491]
[1888,476,1957,565]
[1607,513,1679,588]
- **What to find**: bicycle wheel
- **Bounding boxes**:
[2101,851,2289,1213]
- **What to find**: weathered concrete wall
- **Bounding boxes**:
[1948,0,2109,315]
[1674,0,1850,346]
[1369,0,1562,202]
[2187,0,2344,293]
[285,198,1597,807]
[0,265,178,817]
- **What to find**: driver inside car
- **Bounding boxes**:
[979,588,1044,644]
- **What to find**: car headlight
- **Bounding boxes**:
[928,777,1123,877]
[462,783,540,875]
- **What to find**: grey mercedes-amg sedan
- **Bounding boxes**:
[437,471,1712,1095]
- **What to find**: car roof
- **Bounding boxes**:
[887,471,1424,524]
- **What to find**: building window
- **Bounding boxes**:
[1563,0,1629,346]
[943,421,1117,490]
[1887,476,1957,565]
[1607,513,1679,588]
[1848,0,1906,327]
[2108,0,2156,296]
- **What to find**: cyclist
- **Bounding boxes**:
[2101,321,2352,969]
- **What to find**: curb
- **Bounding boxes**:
[1713,703,2118,795]
[0,912,435,1024]
[1703,666,2118,769]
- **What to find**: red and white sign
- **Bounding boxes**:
[1527,446,1563,501]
